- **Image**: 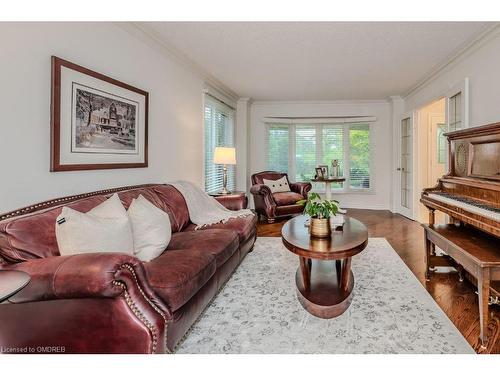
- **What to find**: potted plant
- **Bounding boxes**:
[297,192,340,238]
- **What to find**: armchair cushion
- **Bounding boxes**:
[273,192,304,206]
[263,176,291,193]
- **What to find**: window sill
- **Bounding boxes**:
[311,188,375,195]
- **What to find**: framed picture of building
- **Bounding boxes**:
[50,56,148,171]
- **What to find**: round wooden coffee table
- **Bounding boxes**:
[281,215,368,318]
[0,270,30,303]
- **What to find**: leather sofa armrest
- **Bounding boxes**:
[289,182,312,198]
[4,252,172,319]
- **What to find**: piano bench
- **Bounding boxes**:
[422,224,500,349]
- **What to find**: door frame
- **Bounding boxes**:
[395,112,415,219]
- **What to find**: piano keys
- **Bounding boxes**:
[426,192,500,222]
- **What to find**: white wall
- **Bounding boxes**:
[249,101,393,210]
[404,26,500,127]
[0,22,206,213]
[235,98,251,192]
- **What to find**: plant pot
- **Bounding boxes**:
[309,217,331,238]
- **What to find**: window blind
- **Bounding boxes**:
[295,125,317,182]
[322,125,344,188]
[266,122,372,192]
[349,124,370,189]
[267,124,290,173]
[204,95,235,193]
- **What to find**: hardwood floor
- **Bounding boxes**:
[257,209,500,354]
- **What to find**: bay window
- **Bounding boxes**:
[266,122,372,192]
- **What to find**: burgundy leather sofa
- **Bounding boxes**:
[250,171,312,223]
[0,184,257,353]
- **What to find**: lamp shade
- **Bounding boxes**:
[213,147,236,165]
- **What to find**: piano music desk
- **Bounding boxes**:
[423,223,500,350]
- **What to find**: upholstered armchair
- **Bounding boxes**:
[250,171,312,223]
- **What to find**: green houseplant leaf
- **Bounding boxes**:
[296,194,340,219]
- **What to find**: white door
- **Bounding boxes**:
[396,115,413,219]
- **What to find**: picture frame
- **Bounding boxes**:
[50,56,148,171]
[318,165,329,178]
[315,167,324,179]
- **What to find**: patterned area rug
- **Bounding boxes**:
[177,237,474,354]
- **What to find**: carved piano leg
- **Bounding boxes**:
[477,267,491,350]
[428,208,435,226]
[424,232,432,281]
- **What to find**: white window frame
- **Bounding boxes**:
[266,122,374,194]
[203,94,236,193]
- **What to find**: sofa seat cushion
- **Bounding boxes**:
[185,214,257,244]
[143,249,216,311]
[273,192,304,206]
[168,229,239,267]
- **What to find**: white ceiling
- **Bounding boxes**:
[141,22,494,101]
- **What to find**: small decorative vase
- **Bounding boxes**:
[331,159,339,178]
[310,217,331,238]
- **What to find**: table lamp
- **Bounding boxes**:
[213,147,236,194]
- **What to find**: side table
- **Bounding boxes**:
[209,190,248,211]
[310,178,346,200]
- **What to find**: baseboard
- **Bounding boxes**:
[341,203,391,210]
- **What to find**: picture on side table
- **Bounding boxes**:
[315,167,324,179]
[318,165,329,178]
[50,56,148,171]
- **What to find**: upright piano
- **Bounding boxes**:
[420,121,500,349]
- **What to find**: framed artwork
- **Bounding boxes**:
[318,165,329,178]
[315,167,324,179]
[50,56,148,171]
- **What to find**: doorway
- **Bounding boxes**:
[415,97,446,224]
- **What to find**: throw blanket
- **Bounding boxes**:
[171,181,254,229]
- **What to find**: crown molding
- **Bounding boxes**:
[404,23,500,99]
[115,22,240,102]
[251,99,390,106]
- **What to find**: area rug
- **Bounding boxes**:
[176,237,474,354]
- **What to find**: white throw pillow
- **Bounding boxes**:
[263,176,291,193]
[127,195,171,262]
[55,193,134,256]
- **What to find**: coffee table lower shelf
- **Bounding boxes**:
[295,258,355,319]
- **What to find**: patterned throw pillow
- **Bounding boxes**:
[263,176,291,193]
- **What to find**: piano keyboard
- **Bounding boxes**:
[427,192,500,222]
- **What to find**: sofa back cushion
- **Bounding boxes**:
[0,184,190,263]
